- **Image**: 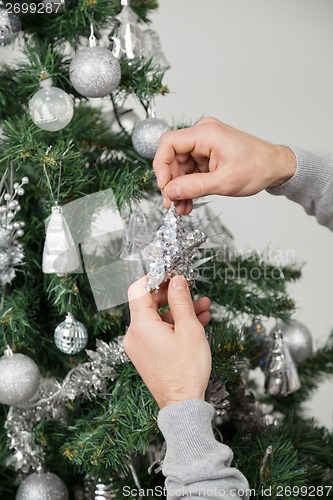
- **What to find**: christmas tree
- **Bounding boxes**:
[1,1,333,499]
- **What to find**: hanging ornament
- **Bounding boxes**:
[132,101,170,159]
[112,0,144,62]
[205,375,230,423]
[244,318,271,369]
[54,312,88,355]
[0,1,21,46]
[103,107,139,134]
[120,211,152,259]
[29,77,74,132]
[145,202,207,292]
[16,472,69,500]
[270,319,313,364]
[264,329,301,396]
[69,24,121,98]
[142,28,169,69]
[42,205,81,275]
[94,479,116,499]
[0,346,40,406]
[0,169,28,285]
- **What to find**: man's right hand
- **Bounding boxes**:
[153,116,296,214]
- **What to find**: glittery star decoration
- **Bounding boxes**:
[145,203,207,292]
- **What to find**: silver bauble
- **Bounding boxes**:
[16,472,69,500]
[29,78,74,132]
[0,352,40,405]
[69,47,121,98]
[271,319,313,364]
[0,4,21,46]
[132,117,170,159]
[54,312,88,354]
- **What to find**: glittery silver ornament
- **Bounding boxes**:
[0,247,10,269]
[29,78,74,132]
[0,2,21,46]
[271,319,313,364]
[69,46,121,98]
[94,479,116,499]
[54,312,88,354]
[0,348,40,405]
[16,472,69,500]
[145,202,207,291]
[0,225,11,246]
[132,117,170,159]
[42,205,81,275]
[264,330,301,396]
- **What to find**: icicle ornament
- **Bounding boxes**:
[264,329,301,396]
[42,205,80,275]
[146,202,207,292]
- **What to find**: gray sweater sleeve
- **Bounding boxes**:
[266,146,333,231]
[157,400,250,499]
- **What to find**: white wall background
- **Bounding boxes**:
[1,0,332,428]
[151,0,333,429]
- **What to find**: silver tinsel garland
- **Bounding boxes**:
[5,338,127,474]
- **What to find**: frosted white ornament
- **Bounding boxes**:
[0,348,40,405]
[54,312,88,355]
[0,2,21,46]
[16,472,68,500]
[42,205,81,275]
[29,78,74,132]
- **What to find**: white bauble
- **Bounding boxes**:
[16,472,68,500]
[0,352,40,405]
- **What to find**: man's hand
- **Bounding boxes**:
[124,275,212,409]
[153,116,296,214]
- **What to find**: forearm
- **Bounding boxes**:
[158,400,250,499]
[267,146,333,231]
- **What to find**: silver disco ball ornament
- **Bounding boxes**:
[54,312,88,354]
[270,319,313,364]
[0,3,21,46]
[69,46,121,98]
[29,78,74,132]
[0,350,40,405]
[16,472,69,500]
[132,117,170,159]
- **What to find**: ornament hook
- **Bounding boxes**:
[89,23,96,47]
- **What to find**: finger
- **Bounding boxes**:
[153,129,197,188]
[128,276,160,323]
[167,275,197,327]
[161,296,211,324]
[174,199,186,215]
[197,311,211,327]
[183,199,194,215]
[164,171,220,201]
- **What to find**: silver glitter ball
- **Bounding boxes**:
[69,46,121,98]
[0,4,21,46]
[0,352,40,405]
[16,472,69,500]
[132,117,170,159]
[29,79,74,132]
[271,319,313,364]
[54,312,88,354]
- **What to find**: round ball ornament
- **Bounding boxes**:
[69,46,121,98]
[0,349,40,405]
[29,78,74,132]
[0,3,21,46]
[54,312,88,354]
[132,117,170,159]
[270,319,313,364]
[16,472,68,500]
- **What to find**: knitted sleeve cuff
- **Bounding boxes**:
[157,399,230,465]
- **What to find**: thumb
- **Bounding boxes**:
[165,172,219,200]
[168,275,197,326]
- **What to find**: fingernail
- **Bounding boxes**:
[158,173,173,189]
[165,182,180,199]
[171,275,187,290]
